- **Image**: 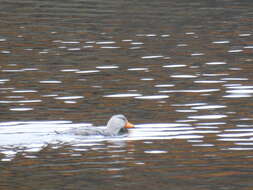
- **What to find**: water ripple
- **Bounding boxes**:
[54,96,84,100]
[104,94,142,98]
[0,121,205,160]
[100,46,120,49]
[134,95,169,100]
[212,40,230,44]
[144,150,168,154]
[170,75,197,78]
[163,64,186,68]
[205,62,227,65]
[39,80,62,84]
[0,99,42,103]
[96,65,119,69]
[191,105,226,110]
[10,108,34,111]
[160,89,220,93]
[155,84,175,88]
[76,70,100,74]
[96,41,115,45]
[128,68,149,71]
[141,55,163,59]
[188,114,227,120]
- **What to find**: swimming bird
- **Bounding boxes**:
[61,114,134,136]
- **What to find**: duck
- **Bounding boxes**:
[62,114,134,136]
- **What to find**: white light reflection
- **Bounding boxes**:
[188,115,227,119]
[0,121,204,161]
[100,46,120,49]
[194,80,225,84]
[54,96,84,100]
[192,144,214,147]
[39,81,62,84]
[134,95,169,100]
[76,70,100,74]
[191,105,226,110]
[191,53,204,56]
[128,68,149,71]
[104,94,142,98]
[222,78,248,81]
[140,78,154,81]
[176,110,197,113]
[224,86,253,98]
[144,150,168,154]
[226,89,253,94]
[96,41,115,45]
[170,75,197,78]
[10,108,33,111]
[226,86,253,89]
[163,64,186,68]
[159,89,220,93]
[155,84,174,88]
[205,62,227,65]
[0,99,42,104]
[96,66,119,69]
[212,40,230,44]
[228,50,243,53]
[141,55,163,59]
[223,94,251,98]
[172,102,207,107]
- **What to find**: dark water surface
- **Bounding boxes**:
[1,0,253,189]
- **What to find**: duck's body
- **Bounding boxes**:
[60,114,134,136]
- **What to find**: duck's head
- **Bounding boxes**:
[106,114,134,136]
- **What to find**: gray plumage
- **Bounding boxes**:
[60,114,130,136]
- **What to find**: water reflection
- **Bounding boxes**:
[134,95,169,100]
[104,94,141,98]
[1,0,253,189]
[0,121,204,161]
[0,118,225,165]
[2,116,251,163]
[188,114,227,120]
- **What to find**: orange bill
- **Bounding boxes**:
[125,121,134,128]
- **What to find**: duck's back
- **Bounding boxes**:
[59,127,107,136]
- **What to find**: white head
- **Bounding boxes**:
[106,114,134,136]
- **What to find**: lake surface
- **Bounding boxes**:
[1,0,253,189]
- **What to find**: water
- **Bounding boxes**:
[1,0,253,189]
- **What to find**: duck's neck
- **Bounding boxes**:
[104,127,121,136]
